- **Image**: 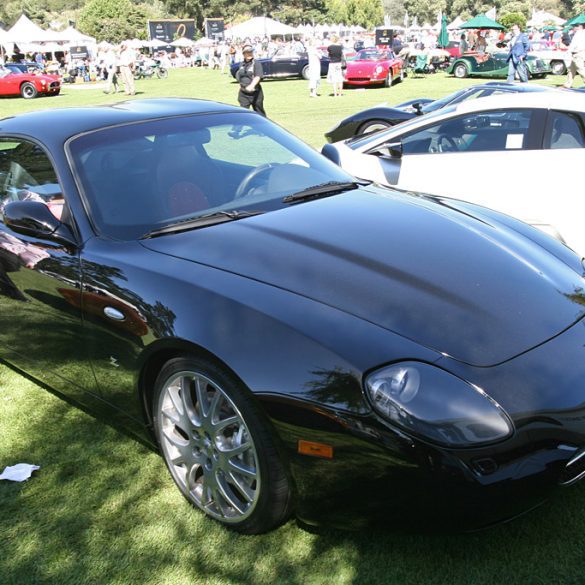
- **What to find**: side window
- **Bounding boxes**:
[0,139,64,221]
[400,110,534,156]
[545,111,585,150]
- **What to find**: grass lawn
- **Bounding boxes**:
[1,67,584,585]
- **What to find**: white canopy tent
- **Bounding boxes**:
[3,14,55,43]
[447,16,464,30]
[527,10,565,27]
[59,26,96,45]
[170,37,195,47]
[225,17,298,39]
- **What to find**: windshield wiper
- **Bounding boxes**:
[140,210,264,239]
[282,180,370,204]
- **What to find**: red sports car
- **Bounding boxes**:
[344,48,405,87]
[0,65,61,99]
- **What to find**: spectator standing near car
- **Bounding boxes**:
[564,23,585,88]
[460,33,469,54]
[118,42,136,95]
[307,39,321,97]
[327,35,344,97]
[392,34,403,54]
[235,45,266,117]
[103,47,120,94]
[506,24,529,82]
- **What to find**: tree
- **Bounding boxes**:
[325,0,383,27]
[402,0,446,26]
[499,11,526,28]
[77,0,149,41]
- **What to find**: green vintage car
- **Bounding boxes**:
[447,52,550,79]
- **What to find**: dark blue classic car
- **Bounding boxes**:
[2,99,585,535]
[230,47,329,80]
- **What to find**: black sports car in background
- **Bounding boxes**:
[2,99,585,534]
[324,81,554,142]
[230,46,329,80]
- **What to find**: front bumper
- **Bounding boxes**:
[260,318,585,530]
[264,398,582,530]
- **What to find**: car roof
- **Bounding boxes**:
[0,98,244,144]
[453,89,585,115]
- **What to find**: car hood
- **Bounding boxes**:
[141,187,585,367]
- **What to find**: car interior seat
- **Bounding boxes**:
[156,145,212,217]
[550,115,584,149]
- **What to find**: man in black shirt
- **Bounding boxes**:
[235,45,266,117]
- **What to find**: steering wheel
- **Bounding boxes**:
[234,163,276,198]
[437,135,458,153]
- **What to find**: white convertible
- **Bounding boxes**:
[322,91,585,258]
[528,41,571,75]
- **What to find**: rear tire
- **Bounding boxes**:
[453,63,469,78]
[157,67,168,79]
[153,355,292,534]
[551,61,566,75]
[20,82,38,99]
[301,65,310,80]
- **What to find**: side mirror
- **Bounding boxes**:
[386,141,403,158]
[412,102,423,113]
[3,200,77,247]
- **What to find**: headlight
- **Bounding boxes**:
[365,362,513,447]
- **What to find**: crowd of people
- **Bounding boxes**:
[1,20,584,107]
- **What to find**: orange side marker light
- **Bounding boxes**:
[298,440,334,459]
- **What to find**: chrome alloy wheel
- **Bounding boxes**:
[157,370,261,523]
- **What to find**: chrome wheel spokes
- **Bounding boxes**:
[158,371,260,523]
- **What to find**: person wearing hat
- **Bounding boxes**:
[235,45,266,116]
[564,23,585,88]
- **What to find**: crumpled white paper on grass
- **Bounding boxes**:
[0,463,40,482]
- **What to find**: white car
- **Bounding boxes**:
[322,91,585,257]
[528,41,570,75]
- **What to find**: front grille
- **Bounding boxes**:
[559,448,585,485]
[50,82,60,89]
[347,77,371,82]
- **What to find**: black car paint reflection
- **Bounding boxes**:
[2,99,585,534]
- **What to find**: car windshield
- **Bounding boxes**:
[356,49,392,61]
[420,88,474,113]
[69,111,354,240]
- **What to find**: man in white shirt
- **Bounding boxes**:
[564,23,585,88]
[118,42,136,95]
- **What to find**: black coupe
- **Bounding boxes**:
[2,99,585,534]
[230,47,329,80]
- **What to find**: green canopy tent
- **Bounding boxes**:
[566,14,585,26]
[437,14,449,48]
[460,15,505,30]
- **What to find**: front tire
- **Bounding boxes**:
[153,355,292,534]
[301,64,310,80]
[384,71,393,87]
[157,67,168,79]
[453,62,469,78]
[358,119,392,136]
[20,82,38,99]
